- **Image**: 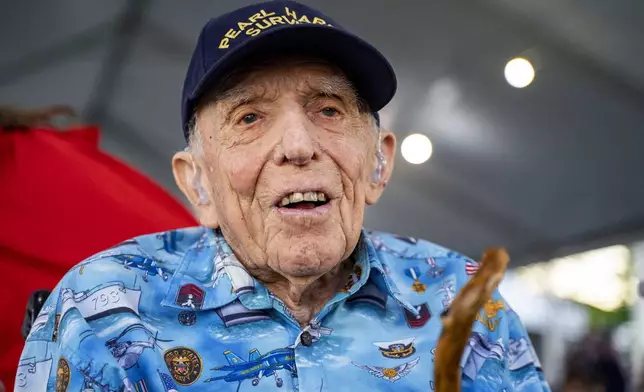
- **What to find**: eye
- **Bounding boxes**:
[241,113,258,125]
[321,107,339,117]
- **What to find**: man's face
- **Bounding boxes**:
[178,60,393,281]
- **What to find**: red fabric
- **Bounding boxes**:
[0,125,197,389]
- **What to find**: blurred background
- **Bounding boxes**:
[1,0,643,391]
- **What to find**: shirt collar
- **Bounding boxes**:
[161,228,417,316]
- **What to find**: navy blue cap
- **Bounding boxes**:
[181,0,396,140]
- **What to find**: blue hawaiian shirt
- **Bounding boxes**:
[16,227,550,392]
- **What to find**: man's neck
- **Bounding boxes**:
[261,260,354,327]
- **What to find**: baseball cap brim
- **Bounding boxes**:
[186,24,396,122]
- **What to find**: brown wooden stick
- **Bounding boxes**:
[0,105,76,130]
[434,248,509,392]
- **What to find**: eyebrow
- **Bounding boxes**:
[215,85,275,124]
[305,75,357,103]
[214,73,361,123]
[218,85,260,110]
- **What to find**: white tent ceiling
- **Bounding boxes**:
[2,0,644,266]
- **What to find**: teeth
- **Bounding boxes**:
[289,192,304,203]
[303,192,318,201]
[279,191,328,206]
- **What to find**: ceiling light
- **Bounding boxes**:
[401,134,433,164]
[504,57,535,88]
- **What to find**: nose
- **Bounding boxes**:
[274,111,317,166]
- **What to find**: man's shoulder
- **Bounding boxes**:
[59,226,208,289]
[367,230,474,262]
[95,226,206,259]
[366,229,479,281]
[24,227,209,342]
[85,226,206,261]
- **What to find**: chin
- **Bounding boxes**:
[271,235,345,277]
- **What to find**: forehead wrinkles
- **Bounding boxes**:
[301,74,360,108]
[215,67,360,110]
[217,82,274,113]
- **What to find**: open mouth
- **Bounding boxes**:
[278,191,330,210]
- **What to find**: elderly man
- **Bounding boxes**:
[16,2,549,391]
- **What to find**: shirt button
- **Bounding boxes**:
[301,331,313,346]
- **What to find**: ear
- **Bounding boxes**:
[365,130,396,205]
[172,150,219,228]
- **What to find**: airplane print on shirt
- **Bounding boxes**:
[15,227,550,392]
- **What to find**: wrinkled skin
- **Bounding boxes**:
[173,59,396,324]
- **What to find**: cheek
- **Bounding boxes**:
[218,149,266,196]
[322,135,371,181]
